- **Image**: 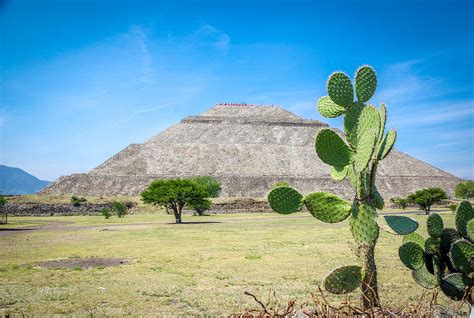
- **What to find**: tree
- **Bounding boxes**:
[454,181,474,199]
[141,178,210,223]
[192,176,222,198]
[407,188,447,214]
[111,201,127,218]
[390,197,408,210]
[0,195,7,224]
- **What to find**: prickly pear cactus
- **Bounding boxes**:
[266,65,408,309]
[397,206,474,303]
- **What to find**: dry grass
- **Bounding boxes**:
[0,211,460,316]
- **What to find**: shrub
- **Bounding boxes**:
[397,202,473,302]
[0,195,7,224]
[390,197,408,210]
[70,195,87,207]
[448,203,458,213]
[272,181,290,189]
[101,208,111,219]
[141,178,210,224]
[454,181,474,199]
[407,188,448,214]
[191,200,212,216]
[192,176,221,198]
[111,201,127,218]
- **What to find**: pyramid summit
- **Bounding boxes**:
[42,104,461,198]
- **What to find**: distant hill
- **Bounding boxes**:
[0,165,51,195]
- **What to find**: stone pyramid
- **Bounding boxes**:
[42,104,461,198]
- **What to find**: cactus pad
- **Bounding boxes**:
[467,219,474,241]
[376,129,396,160]
[323,265,363,294]
[440,273,472,301]
[424,237,440,255]
[317,96,346,118]
[412,265,438,289]
[373,186,384,210]
[315,129,353,167]
[355,66,377,103]
[449,239,474,273]
[349,203,379,245]
[356,105,381,148]
[344,101,365,149]
[427,213,444,238]
[353,128,377,172]
[455,201,473,238]
[267,186,303,214]
[327,72,354,108]
[440,228,461,257]
[399,242,425,270]
[378,215,418,235]
[304,192,351,223]
[377,103,387,143]
[330,165,348,181]
[403,232,425,248]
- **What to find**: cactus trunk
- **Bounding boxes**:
[359,243,380,309]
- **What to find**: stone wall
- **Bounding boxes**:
[2,203,113,216]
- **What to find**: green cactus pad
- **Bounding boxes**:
[403,232,425,248]
[355,66,377,103]
[449,239,474,273]
[424,237,440,255]
[317,96,346,118]
[304,192,351,223]
[467,219,474,241]
[377,103,386,143]
[356,105,381,147]
[330,165,348,181]
[327,72,354,108]
[353,128,377,173]
[349,203,379,245]
[455,201,474,238]
[373,186,384,210]
[267,186,303,214]
[440,273,472,301]
[376,129,396,160]
[440,228,461,257]
[412,265,438,289]
[344,101,365,149]
[432,255,443,282]
[427,213,444,238]
[315,129,353,167]
[378,215,418,235]
[424,253,435,274]
[346,165,357,188]
[323,265,363,294]
[399,241,425,270]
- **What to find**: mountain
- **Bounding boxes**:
[0,165,51,195]
[42,104,461,198]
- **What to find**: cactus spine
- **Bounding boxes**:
[398,203,473,303]
[267,65,412,309]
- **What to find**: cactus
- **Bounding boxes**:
[266,65,407,309]
[397,207,473,303]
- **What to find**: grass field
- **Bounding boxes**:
[0,210,459,316]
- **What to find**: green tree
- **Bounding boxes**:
[454,181,474,199]
[390,197,408,210]
[0,195,7,224]
[141,178,210,224]
[407,188,447,214]
[192,176,222,198]
[111,201,127,218]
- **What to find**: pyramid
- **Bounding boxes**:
[42,104,462,199]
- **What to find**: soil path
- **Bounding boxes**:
[0,209,449,237]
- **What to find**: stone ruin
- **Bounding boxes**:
[41,104,462,199]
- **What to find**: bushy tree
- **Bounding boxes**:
[407,188,447,214]
[70,195,87,207]
[192,176,222,198]
[141,178,210,223]
[190,200,212,216]
[390,197,408,210]
[455,181,474,199]
[101,208,111,219]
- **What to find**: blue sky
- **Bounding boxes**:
[1,0,473,181]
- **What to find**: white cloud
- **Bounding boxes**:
[190,24,231,53]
